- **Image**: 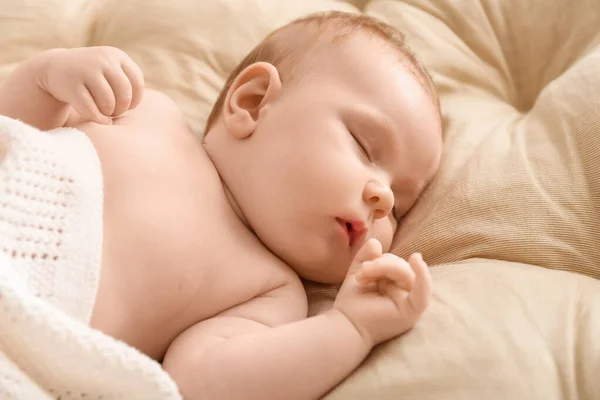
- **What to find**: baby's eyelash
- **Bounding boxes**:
[350,131,370,161]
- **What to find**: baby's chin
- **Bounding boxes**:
[286,254,350,285]
[255,224,353,284]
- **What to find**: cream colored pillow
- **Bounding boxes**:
[0,0,90,79]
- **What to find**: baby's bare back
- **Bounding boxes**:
[78,90,298,360]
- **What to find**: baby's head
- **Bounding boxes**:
[203,11,442,284]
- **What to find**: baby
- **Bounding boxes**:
[0,11,442,400]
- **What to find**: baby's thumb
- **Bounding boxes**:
[94,113,113,125]
[348,238,382,275]
[74,103,113,126]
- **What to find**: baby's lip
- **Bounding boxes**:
[336,218,367,247]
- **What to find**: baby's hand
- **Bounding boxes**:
[333,239,432,348]
[38,47,144,124]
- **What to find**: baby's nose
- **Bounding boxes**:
[363,180,394,220]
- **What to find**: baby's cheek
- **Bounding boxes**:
[370,219,395,253]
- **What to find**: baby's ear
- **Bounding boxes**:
[223,62,282,139]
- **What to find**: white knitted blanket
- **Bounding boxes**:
[0,116,181,399]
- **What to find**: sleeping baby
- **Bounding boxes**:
[0,11,442,400]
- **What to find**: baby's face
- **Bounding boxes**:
[228,36,442,284]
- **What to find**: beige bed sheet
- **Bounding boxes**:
[0,0,598,399]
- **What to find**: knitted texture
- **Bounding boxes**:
[0,116,102,323]
[0,116,181,399]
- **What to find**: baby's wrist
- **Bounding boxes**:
[31,48,67,94]
[325,308,374,352]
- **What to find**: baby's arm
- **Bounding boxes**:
[163,240,432,400]
[163,289,368,400]
[0,47,143,130]
[0,50,71,130]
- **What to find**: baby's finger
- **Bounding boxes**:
[85,77,117,119]
[73,85,112,125]
[356,255,415,290]
[121,58,145,110]
[378,279,409,305]
[354,238,382,263]
[407,253,432,314]
[104,67,133,117]
[349,238,383,276]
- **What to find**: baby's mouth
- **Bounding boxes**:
[337,218,367,247]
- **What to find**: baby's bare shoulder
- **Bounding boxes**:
[218,267,308,327]
[115,88,184,124]
[111,89,194,145]
[81,88,209,185]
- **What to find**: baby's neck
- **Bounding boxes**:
[202,147,252,235]
[220,177,252,231]
[202,125,258,236]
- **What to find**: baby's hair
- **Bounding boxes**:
[204,11,439,134]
